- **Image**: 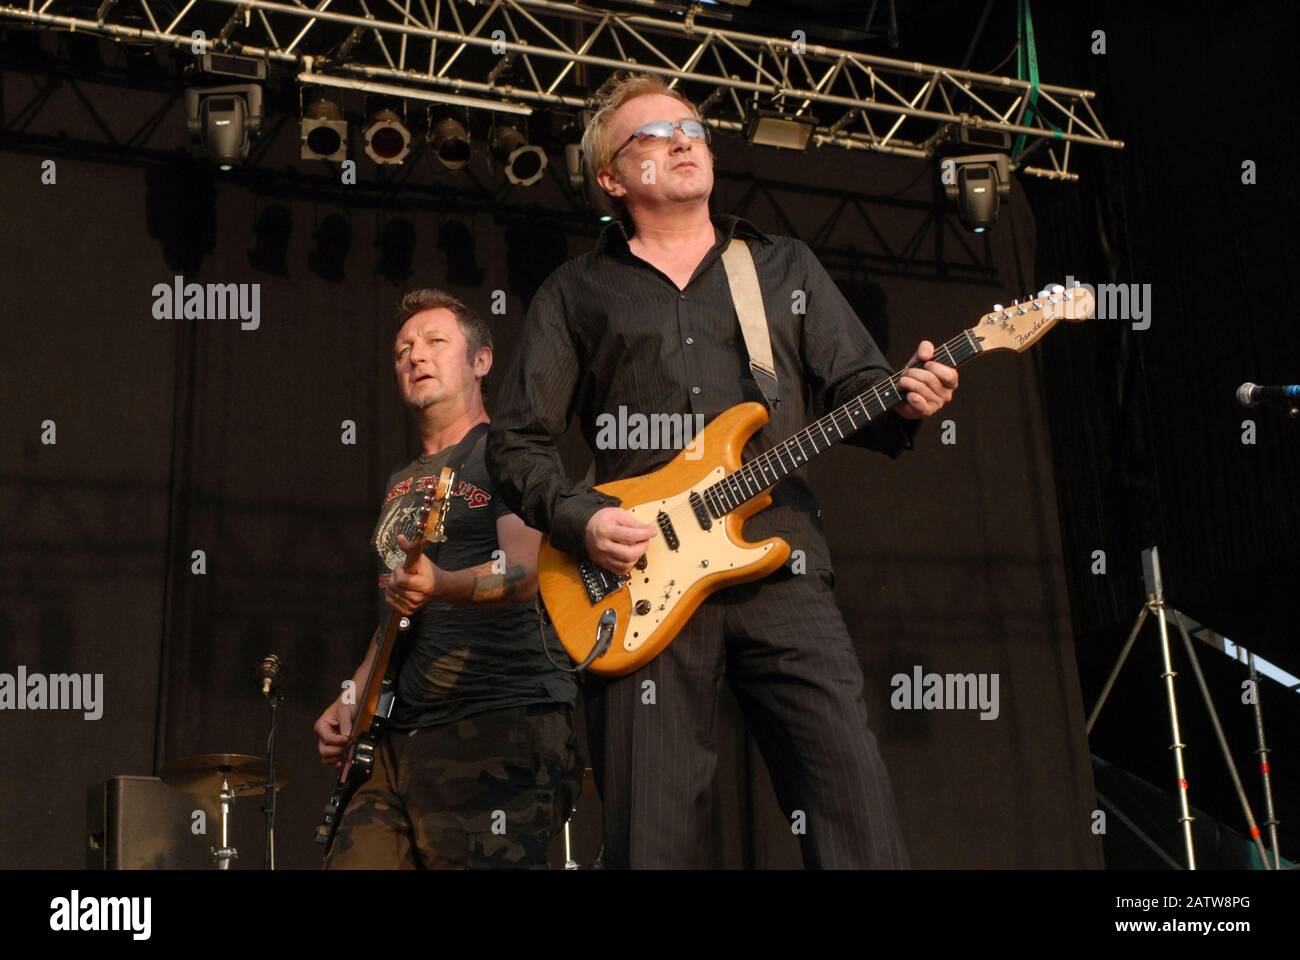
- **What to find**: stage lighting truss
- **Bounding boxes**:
[1,0,1122,181]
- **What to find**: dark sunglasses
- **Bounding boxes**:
[611,118,711,161]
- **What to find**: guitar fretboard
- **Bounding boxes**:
[701,329,983,518]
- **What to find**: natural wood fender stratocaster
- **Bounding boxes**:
[538,284,1095,676]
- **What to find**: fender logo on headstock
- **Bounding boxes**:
[975,284,1094,355]
[1015,315,1048,346]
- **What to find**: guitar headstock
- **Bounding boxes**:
[398,465,458,567]
[424,465,458,545]
[969,283,1095,353]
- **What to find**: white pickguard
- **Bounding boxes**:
[620,467,777,653]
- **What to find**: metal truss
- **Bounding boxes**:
[1,0,1122,180]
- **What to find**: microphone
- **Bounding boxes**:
[1236,383,1300,408]
[257,655,285,697]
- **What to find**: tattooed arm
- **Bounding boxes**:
[464,513,540,606]
[386,513,540,613]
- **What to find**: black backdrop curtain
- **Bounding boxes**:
[1026,2,1300,845]
[1030,0,1300,663]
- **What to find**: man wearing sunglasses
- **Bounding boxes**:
[487,73,958,868]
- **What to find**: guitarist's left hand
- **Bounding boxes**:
[894,340,959,419]
[386,533,440,615]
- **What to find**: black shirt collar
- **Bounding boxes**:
[595,213,773,257]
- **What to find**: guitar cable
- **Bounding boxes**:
[536,594,612,674]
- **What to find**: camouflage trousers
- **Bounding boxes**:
[324,702,581,869]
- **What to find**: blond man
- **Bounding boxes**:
[487,75,957,868]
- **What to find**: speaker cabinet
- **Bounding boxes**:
[86,776,217,869]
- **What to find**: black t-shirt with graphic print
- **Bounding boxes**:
[371,431,577,729]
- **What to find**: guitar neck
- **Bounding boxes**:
[702,329,983,517]
[357,540,428,716]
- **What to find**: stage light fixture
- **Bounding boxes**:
[490,125,547,186]
[942,152,1011,234]
[198,52,267,82]
[428,114,471,171]
[185,83,263,171]
[560,113,589,193]
[744,110,816,151]
[363,105,411,165]
[570,109,611,215]
[301,93,347,162]
[564,142,584,192]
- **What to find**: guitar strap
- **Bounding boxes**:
[449,420,491,473]
[720,236,781,410]
[446,421,490,479]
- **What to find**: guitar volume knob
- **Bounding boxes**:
[635,600,652,616]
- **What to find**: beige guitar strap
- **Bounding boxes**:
[720,237,781,409]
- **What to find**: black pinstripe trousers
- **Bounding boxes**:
[583,569,910,869]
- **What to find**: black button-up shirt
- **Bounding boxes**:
[486,213,919,579]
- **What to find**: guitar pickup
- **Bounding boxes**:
[689,491,712,530]
[656,510,680,551]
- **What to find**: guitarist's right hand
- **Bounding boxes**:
[315,697,355,766]
[584,507,658,576]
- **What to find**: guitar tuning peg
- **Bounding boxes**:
[992,303,1003,312]
[1049,283,1065,293]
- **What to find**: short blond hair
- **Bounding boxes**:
[580,72,702,213]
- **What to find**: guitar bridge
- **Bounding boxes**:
[579,560,628,604]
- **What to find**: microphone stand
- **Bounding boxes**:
[1086,546,1278,869]
[263,692,281,870]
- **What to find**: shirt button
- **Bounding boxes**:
[691,386,701,395]
[685,337,694,345]
[679,293,687,300]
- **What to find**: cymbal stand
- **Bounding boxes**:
[212,771,239,870]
